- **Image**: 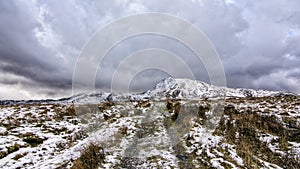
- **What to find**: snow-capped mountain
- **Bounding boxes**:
[0,77,287,106]
[140,77,281,99]
[70,77,283,103]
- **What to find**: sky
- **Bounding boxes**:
[0,0,300,100]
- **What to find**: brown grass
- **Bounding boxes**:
[71,142,105,169]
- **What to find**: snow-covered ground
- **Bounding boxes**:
[0,78,299,168]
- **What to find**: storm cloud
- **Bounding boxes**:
[0,0,299,99]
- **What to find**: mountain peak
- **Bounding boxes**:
[65,78,284,103]
[149,77,283,99]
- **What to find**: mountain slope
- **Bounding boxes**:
[0,78,299,169]
[142,77,281,99]
[0,77,282,105]
[68,77,282,103]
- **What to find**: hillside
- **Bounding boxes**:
[0,78,299,168]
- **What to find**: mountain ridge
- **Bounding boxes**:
[1,77,294,106]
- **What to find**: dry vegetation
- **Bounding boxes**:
[71,142,105,169]
[0,94,299,168]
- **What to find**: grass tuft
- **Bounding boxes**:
[71,142,105,169]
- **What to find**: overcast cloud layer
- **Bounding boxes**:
[0,0,299,99]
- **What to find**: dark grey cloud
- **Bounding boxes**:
[0,0,299,99]
[0,1,72,88]
[222,0,300,92]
